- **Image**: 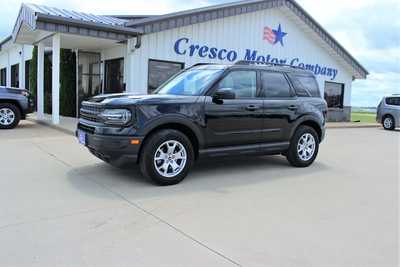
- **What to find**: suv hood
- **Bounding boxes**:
[0,86,29,95]
[87,93,200,106]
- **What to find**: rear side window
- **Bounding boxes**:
[260,72,292,98]
[288,74,321,97]
[386,97,400,106]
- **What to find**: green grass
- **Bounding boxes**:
[351,112,377,123]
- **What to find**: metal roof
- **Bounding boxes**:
[25,3,128,26]
[126,0,271,27]
[126,0,368,79]
[12,3,142,42]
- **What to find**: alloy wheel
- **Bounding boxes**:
[384,117,393,129]
[297,133,316,161]
[0,108,15,126]
[154,140,187,178]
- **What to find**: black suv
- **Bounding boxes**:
[77,62,327,185]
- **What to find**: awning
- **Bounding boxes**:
[12,3,143,45]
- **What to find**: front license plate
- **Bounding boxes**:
[78,130,87,146]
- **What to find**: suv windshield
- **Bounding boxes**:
[155,69,224,96]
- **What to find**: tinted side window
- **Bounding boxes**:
[217,71,257,98]
[288,74,320,97]
[386,97,400,106]
[260,72,291,98]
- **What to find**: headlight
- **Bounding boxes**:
[21,91,29,97]
[99,109,132,125]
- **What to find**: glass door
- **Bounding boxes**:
[104,58,124,94]
[77,51,101,113]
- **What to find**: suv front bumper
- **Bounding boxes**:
[76,126,144,166]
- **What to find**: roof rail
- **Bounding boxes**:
[235,60,305,70]
[190,63,215,67]
[186,63,217,70]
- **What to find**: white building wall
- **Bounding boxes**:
[0,41,33,88]
[0,51,8,70]
[128,7,354,109]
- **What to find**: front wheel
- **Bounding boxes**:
[139,129,194,186]
[286,126,319,168]
[383,115,395,130]
[0,103,21,129]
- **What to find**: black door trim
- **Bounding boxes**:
[199,141,289,158]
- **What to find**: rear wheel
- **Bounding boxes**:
[383,115,395,130]
[286,125,319,167]
[139,129,194,185]
[0,103,21,129]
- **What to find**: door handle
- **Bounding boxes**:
[245,105,261,111]
[288,105,298,111]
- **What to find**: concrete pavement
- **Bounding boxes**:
[0,121,398,267]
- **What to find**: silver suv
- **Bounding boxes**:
[377,95,400,130]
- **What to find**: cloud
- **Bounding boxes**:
[297,0,400,106]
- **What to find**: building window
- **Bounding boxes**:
[25,60,31,91]
[324,82,344,109]
[11,64,19,88]
[260,71,292,98]
[148,59,184,93]
[105,58,124,94]
[0,68,6,86]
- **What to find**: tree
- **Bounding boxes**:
[29,47,77,117]
[60,49,76,117]
[29,46,37,107]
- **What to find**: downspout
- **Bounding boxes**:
[135,35,142,49]
[75,49,79,118]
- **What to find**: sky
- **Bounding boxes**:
[0,0,399,107]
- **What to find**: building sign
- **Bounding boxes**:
[263,24,287,46]
[173,37,339,80]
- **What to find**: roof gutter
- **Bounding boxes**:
[0,35,12,51]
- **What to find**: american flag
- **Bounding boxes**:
[263,26,276,44]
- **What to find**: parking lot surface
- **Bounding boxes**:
[0,121,398,267]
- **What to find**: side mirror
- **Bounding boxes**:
[213,88,236,102]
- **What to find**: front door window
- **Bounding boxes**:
[217,71,257,98]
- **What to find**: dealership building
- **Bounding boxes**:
[0,0,368,124]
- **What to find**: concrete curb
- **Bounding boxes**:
[26,117,75,136]
[326,123,381,129]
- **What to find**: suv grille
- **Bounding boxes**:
[80,103,104,123]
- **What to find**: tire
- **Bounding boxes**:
[286,125,319,168]
[383,115,395,131]
[139,129,194,186]
[0,103,21,130]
